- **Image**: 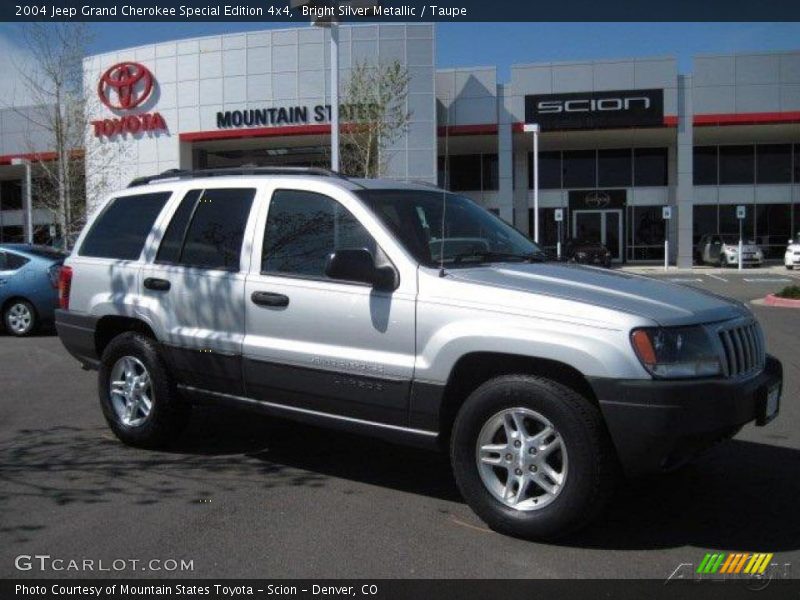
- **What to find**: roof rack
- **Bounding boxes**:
[127,166,351,188]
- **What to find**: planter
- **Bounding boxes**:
[764,293,800,308]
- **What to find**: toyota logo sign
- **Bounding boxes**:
[97,62,154,111]
[584,191,611,208]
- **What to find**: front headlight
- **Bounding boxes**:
[630,326,721,378]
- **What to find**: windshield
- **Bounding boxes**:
[720,235,757,245]
[357,189,544,267]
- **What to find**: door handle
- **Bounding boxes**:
[144,277,171,292]
[251,291,289,308]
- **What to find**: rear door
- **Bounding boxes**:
[139,182,261,395]
[241,182,418,426]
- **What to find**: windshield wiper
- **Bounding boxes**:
[450,251,547,265]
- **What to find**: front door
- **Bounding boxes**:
[242,185,417,427]
[572,209,623,261]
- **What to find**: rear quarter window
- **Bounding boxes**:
[79,192,171,260]
[5,252,30,270]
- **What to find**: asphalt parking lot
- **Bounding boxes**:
[1,267,798,580]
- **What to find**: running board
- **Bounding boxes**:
[177,384,440,450]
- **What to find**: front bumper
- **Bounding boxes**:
[725,253,762,265]
[589,355,782,476]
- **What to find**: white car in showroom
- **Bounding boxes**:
[696,234,764,267]
[786,239,800,270]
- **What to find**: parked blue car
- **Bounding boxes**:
[0,244,66,336]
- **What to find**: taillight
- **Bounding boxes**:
[58,266,73,310]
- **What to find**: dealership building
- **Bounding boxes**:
[2,23,800,266]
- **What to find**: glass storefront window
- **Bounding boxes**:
[719,204,755,240]
[598,149,632,187]
[755,203,792,258]
[529,151,562,189]
[692,205,718,244]
[448,154,482,191]
[719,145,755,184]
[756,144,792,184]
[0,180,24,210]
[627,206,665,260]
[693,146,718,185]
[633,148,668,187]
[482,154,499,191]
[441,154,498,191]
[529,208,565,256]
[562,150,596,188]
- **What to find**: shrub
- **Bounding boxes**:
[775,285,800,299]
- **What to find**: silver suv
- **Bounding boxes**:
[56,167,783,540]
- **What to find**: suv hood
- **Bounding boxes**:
[446,263,747,327]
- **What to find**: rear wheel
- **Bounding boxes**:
[98,332,191,448]
[4,300,37,336]
[450,375,618,540]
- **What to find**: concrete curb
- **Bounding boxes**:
[763,294,800,308]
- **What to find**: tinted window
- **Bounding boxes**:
[263,190,376,279]
[530,151,562,189]
[448,155,482,191]
[598,149,632,187]
[693,146,718,185]
[482,154,499,191]
[562,150,596,188]
[756,144,792,184]
[80,192,171,260]
[156,189,203,264]
[5,252,29,270]
[719,145,754,184]
[633,148,668,186]
[179,188,254,270]
[0,181,23,210]
[693,205,718,244]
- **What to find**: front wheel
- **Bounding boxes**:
[98,332,191,448]
[450,375,618,540]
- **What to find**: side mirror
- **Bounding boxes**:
[325,248,398,291]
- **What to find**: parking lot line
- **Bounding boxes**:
[707,273,728,282]
[743,278,792,283]
[669,278,704,282]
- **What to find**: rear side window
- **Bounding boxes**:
[156,188,255,270]
[80,192,171,260]
[262,189,375,278]
[5,252,30,270]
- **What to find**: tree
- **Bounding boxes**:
[338,60,412,178]
[11,23,121,249]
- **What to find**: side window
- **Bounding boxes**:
[5,252,29,270]
[262,189,376,279]
[80,192,171,260]
[155,188,255,271]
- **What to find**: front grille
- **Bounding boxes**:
[718,321,764,378]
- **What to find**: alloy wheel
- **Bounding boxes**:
[475,407,568,511]
[109,356,154,427]
[6,302,33,335]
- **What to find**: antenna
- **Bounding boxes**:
[439,95,450,278]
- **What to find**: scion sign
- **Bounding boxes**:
[525,89,664,130]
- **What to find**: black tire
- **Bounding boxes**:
[3,299,37,337]
[450,375,618,540]
[98,332,191,449]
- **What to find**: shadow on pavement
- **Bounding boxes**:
[1,405,797,551]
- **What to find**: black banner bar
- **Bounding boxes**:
[4,579,800,600]
[3,0,800,22]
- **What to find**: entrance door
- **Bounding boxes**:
[572,209,623,261]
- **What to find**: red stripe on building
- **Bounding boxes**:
[179,124,332,142]
[694,111,800,126]
[437,124,499,136]
[0,151,59,165]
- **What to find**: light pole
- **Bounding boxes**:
[11,158,33,244]
[329,22,339,172]
[523,123,540,242]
